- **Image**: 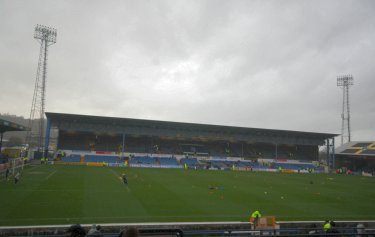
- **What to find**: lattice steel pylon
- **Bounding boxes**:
[337,75,354,145]
[25,25,57,153]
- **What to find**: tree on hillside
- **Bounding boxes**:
[0,113,28,126]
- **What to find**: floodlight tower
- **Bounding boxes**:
[337,75,354,145]
[26,25,57,154]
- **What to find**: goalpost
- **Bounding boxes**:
[0,158,25,181]
[10,157,25,175]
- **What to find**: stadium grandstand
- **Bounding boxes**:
[44,112,337,172]
[335,141,375,175]
[0,118,27,179]
[3,113,375,237]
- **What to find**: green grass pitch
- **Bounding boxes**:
[0,164,374,226]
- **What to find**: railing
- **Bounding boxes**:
[1,221,375,237]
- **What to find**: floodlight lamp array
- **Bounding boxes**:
[337,75,353,87]
[34,24,57,43]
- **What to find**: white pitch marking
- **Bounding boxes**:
[45,170,57,180]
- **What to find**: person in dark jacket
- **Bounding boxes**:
[66,224,86,237]
[122,173,128,185]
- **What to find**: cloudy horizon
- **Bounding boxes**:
[0,0,374,141]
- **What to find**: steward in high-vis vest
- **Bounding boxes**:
[323,220,331,232]
[250,210,262,229]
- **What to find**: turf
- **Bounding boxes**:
[0,164,374,226]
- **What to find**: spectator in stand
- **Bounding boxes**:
[120,227,140,237]
[323,220,331,232]
[88,224,97,235]
[326,221,340,236]
[87,224,102,236]
[66,224,86,237]
[250,210,262,230]
[308,223,319,235]
[356,223,365,237]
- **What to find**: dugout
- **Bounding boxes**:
[44,112,337,166]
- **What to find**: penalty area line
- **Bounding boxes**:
[24,165,40,172]
[45,170,57,180]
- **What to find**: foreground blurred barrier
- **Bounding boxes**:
[1,221,375,237]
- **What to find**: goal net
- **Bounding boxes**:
[10,157,25,174]
[0,158,25,181]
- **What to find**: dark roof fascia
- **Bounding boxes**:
[0,118,28,133]
[46,112,337,140]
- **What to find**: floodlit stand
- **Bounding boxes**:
[337,75,354,145]
[26,25,57,156]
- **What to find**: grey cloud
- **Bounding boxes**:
[0,0,374,142]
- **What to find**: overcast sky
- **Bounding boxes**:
[0,0,374,142]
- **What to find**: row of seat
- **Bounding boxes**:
[62,155,81,162]
[85,155,121,163]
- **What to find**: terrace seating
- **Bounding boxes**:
[209,160,228,169]
[85,155,120,164]
[180,144,209,155]
[252,144,276,159]
[129,156,157,166]
[158,157,179,166]
[180,158,199,166]
[237,161,255,168]
[62,154,81,163]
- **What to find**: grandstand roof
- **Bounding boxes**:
[0,118,27,133]
[335,141,375,157]
[46,112,337,146]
